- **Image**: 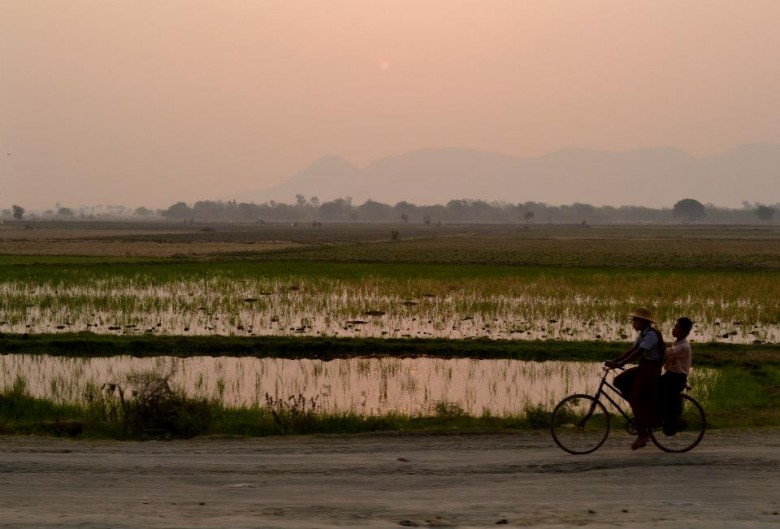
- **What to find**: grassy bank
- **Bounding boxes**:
[1,364,777,439]
[2,332,779,366]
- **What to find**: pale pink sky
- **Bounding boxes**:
[2,0,779,209]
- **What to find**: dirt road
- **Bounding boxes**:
[1,429,778,528]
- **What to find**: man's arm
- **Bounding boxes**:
[605,345,641,368]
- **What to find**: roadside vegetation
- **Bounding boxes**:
[0,222,778,438]
[0,364,777,439]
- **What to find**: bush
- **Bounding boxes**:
[523,404,552,429]
[88,371,212,439]
[264,393,322,434]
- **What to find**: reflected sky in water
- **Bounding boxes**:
[0,355,716,416]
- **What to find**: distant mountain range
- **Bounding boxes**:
[239,143,780,207]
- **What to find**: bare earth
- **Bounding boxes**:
[0,227,298,257]
[1,430,778,529]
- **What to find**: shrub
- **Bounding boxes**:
[87,370,212,439]
[523,404,552,429]
[264,393,321,434]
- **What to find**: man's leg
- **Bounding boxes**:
[614,367,638,397]
[628,362,662,448]
[662,373,688,435]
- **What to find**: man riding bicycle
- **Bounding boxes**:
[605,307,665,450]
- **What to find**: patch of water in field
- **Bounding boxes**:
[0,355,717,415]
[0,280,777,343]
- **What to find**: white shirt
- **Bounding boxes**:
[664,339,692,375]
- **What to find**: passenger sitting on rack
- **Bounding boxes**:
[659,317,694,436]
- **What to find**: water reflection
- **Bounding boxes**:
[0,355,715,416]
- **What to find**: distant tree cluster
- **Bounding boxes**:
[672,198,706,222]
[4,198,776,225]
[12,204,24,220]
[156,197,779,225]
[0,204,163,221]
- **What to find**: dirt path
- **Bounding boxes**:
[1,429,778,528]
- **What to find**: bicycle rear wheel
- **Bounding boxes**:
[650,394,706,453]
[551,394,610,455]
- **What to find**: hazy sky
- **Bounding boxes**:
[2,0,780,210]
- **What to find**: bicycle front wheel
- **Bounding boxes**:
[650,394,706,453]
[551,394,610,455]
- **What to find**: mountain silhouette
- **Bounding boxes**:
[242,143,779,207]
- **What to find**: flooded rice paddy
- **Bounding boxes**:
[0,355,717,415]
[0,276,777,343]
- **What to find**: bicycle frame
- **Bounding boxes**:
[588,368,634,426]
[552,366,706,454]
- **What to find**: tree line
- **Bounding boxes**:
[160,196,776,224]
[3,197,776,224]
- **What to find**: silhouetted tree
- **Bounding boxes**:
[57,207,75,218]
[394,201,417,223]
[756,205,775,222]
[134,207,154,217]
[291,195,320,220]
[192,201,225,220]
[12,204,24,220]
[756,206,775,222]
[318,198,352,221]
[672,198,706,222]
[162,202,192,220]
[357,199,392,221]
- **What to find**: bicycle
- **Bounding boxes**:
[550,365,706,454]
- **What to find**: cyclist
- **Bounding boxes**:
[660,317,694,436]
[605,307,665,450]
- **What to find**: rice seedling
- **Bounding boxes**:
[0,266,777,343]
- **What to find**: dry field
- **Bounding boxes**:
[0,224,299,257]
[2,221,778,266]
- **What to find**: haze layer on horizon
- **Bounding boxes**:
[2,0,779,210]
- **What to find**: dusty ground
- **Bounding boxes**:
[0,429,778,528]
[0,226,299,256]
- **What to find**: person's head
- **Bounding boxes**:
[628,307,654,331]
[673,317,694,339]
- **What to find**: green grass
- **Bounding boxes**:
[0,363,775,438]
[704,365,780,427]
[1,260,777,343]
[2,333,779,366]
[1,224,777,437]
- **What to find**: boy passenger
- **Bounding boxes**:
[660,317,694,436]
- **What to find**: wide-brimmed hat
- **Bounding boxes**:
[628,307,655,323]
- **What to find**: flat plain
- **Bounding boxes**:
[1,220,779,528]
[1,220,778,432]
